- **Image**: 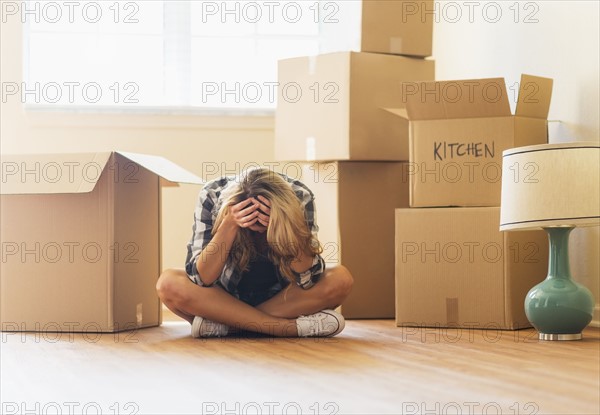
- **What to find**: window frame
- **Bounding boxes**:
[21,0,333,116]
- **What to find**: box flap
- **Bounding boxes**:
[0,152,111,195]
[401,78,511,120]
[515,74,553,119]
[382,107,408,119]
[116,151,203,185]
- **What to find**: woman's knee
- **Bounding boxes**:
[156,268,189,306]
[323,265,354,304]
[334,265,354,296]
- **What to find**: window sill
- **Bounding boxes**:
[23,105,276,131]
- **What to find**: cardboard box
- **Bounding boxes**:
[298,161,410,318]
[319,0,433,57]
[0,151,203,332]
[386,75,553,207]
[275,52,435,162]
[395,207,548,329]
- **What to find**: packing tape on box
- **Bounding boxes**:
[136,303,143,327]
[446,298,459,326]
[305,136,316,161]
[389,37,404,54]
[308,55,317,76]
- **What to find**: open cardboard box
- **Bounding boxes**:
[385,74,553,207]
[0,151,203,332]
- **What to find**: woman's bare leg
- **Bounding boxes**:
[256,265,353,319]
[156,269,298,337]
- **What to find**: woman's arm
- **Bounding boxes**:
[290,251,315,274]
[195,219,237,286]
[293,189,325,289]
[195,198,260,285]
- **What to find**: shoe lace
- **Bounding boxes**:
[203,319,226,336]
[304,313,326,336]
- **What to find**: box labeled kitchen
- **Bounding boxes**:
[0,151,203,332]
[386,75,553,207]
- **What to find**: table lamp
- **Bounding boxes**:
[500,142,600,340]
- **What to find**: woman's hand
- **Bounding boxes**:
[248,195,270,233]
[223,196,270,233]
[225,198,260,229]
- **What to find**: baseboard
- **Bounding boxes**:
[590,304,600,328]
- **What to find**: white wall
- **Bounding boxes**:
[2,0,598,325]
[433,0,600,325]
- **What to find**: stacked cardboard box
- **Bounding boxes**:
[275,1,435,318]
[389,76,554,329]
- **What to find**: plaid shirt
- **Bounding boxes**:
[185,173,325,295]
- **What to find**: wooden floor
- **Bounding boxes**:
[1,310,599,415]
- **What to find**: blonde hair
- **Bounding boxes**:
[213,167,322,284]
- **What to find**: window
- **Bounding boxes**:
[22,0,361,112]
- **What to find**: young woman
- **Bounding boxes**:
[156,167,353,338]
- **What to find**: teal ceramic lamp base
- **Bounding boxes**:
[525,227,594,341]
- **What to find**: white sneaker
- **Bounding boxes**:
[296,309,345,337]
[191,316,229,338]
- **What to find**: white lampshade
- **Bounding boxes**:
[500,142,600,231]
